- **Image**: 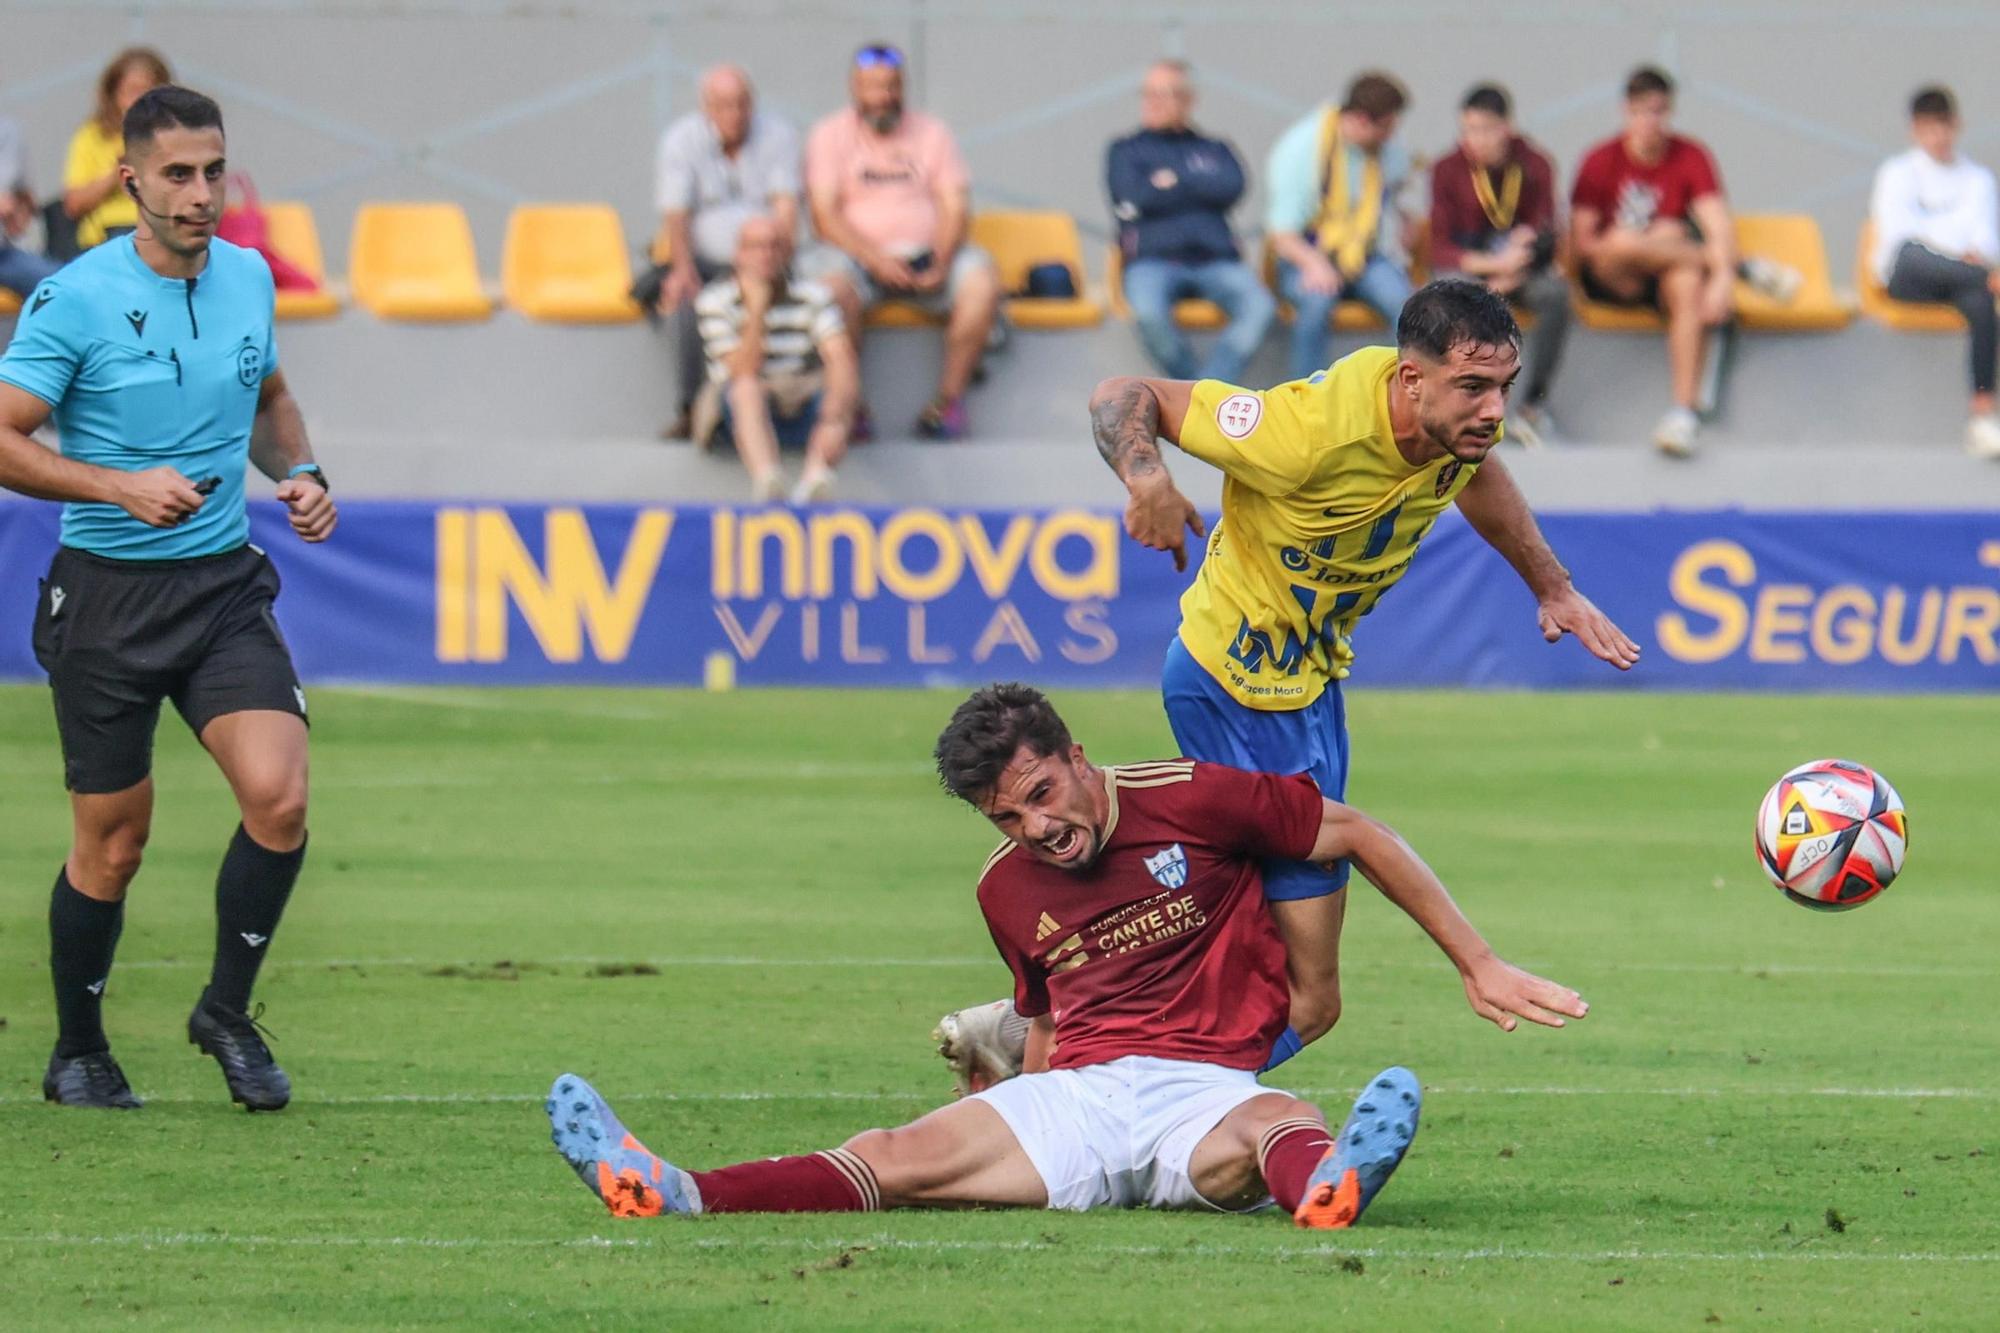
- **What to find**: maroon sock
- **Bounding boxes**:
[1259,1116,1335,1214]
[689,1148,880,1214]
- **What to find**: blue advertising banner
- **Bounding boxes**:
[1,500,1996,690]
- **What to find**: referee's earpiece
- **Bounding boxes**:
[124,178,140,202]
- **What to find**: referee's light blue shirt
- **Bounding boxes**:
[0,235,279,559]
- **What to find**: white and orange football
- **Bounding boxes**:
[1755,759,1908,911]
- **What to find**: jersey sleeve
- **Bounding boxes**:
[1176,376,1318,497]
[0,276,84,407]
[1190,763,1324,862]
[978,877,1052,1019]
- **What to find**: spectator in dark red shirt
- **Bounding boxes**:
[1429,84,1568,446]
[1572,66,1765,457]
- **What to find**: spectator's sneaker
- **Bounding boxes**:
[916,396,970,441]
[790,468,837,506]
[1739,257,1802,305]
[750,471,786,504]
[547,1073,696,1218]
[1294,1065,1421,1229]
[188,997,290,1112]
[43,1049,143,1109]
[1506,405,1549,451]
[933,999,1031,1096]
[1967,415,2000,459]
[1652,406,1701,458]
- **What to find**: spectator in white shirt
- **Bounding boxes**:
[1871,85,2000,457]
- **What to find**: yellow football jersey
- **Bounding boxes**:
[1174,346,1479,710]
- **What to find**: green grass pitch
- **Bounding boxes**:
[1,684,1993,1328]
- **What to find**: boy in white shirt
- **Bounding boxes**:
[1872,85,2000,457]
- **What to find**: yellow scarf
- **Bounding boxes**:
[1470,160,1523,231]
[1312,107,1382,279]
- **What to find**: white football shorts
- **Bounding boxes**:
[970,1055,1285,1212]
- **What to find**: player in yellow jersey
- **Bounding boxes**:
[1075,278,1639,1073]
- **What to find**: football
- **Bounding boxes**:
[1755,759,1908,911]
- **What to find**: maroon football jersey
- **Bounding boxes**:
[976,761,1323,1071]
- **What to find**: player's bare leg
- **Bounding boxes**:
[44,780,154,1108]
[1266,891,1347,1044]
[548,1073,1045,1217]
[191,709,311,1111]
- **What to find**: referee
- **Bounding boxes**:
[0,87,335,1111]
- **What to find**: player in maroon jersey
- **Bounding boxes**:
[547,684,1585,1228]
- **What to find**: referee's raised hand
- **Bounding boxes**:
[116,466,208,528]
[276,474,338,543]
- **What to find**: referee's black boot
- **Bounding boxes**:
[44,1048,143,1109]
[188,994,291,1112]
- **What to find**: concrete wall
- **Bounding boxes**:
[7,0,2000,276]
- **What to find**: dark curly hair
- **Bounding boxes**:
[935,683,1073,805]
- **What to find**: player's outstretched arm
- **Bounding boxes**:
[1308,798,1590,1033]
[251,370,336,544]
[1088,375,1206,571]
[0,383,204,526]
[1453,453,1640,670]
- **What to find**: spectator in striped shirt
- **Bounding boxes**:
[693,215,858,503]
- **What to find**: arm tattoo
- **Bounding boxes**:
[1091,380,1165,482]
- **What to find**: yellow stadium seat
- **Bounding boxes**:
[0,287,19,315]
[1260,241,1388,332]
[1105,246,1227,330]
[261,201,342,321]
[864,300,939,329]
[1856,219,1969,333]
[1732,214,1850,331]
[349,203,493,322]
[503,204,640,324]
[968,211,1104,330]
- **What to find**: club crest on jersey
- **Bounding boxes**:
[237,342,264,387]
[1144,843,1189,890]
[1435,459,1464,498]
[1214,393,1262,439]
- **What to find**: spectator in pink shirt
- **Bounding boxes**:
[804,43,999,440]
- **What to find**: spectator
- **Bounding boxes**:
[1871,85,2000,459]
[1429,83,1570,447]
[652,65,803,441]
[805,42,999,440]
[692,215,858,504]
[61,47,171,252]
[1266,71,1414,380]
[0,115,61,295]
[1106,60,1275,384]
[1571,66,1797,457]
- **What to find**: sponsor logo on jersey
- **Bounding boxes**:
[1144,843,1189,890]
[1034,911,1062,942]
[1215,393,1262,439]
[125,309,148,338]
[30,288,54,316]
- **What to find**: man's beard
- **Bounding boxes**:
[863,104,903,133]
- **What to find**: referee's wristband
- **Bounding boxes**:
[287,463,329,492]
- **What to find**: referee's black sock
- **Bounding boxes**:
[205,824,306,1014]
[50,867,125,1059]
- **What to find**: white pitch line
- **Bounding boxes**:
[0,1232,1992,1265]
[2,1085,1991,1107]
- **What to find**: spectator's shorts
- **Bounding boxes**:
[694,367,825,451]
[805,244,994,314]
[970,1055,1282,1212]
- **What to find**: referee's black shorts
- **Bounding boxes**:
[32,544,308,794]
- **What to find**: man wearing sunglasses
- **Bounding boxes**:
[805,42,1001,440]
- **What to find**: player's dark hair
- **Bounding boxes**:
[123,85,224,151]
[1398,278,1522,361]
[1911,85,1957,121]
[1343,71,1408,122]
[935,683,1074,805]
[1462,83,1511,119]
[1625,65,1675,100]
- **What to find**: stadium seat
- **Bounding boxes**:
[1104,246,1227,330]
[1856,219,1968,332]
[1260,242,1388,332]
[348,203,494,322]
[502,204,641,324]
[968,211,1104,330]
[1733,214,1850,331]
[0,287,18,316]
[262,201,342,320]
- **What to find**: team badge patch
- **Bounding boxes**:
[1144,843,1189,890]
[1215,393,1262,439]
[1434,459,1464,498]
[237,342,264,387]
